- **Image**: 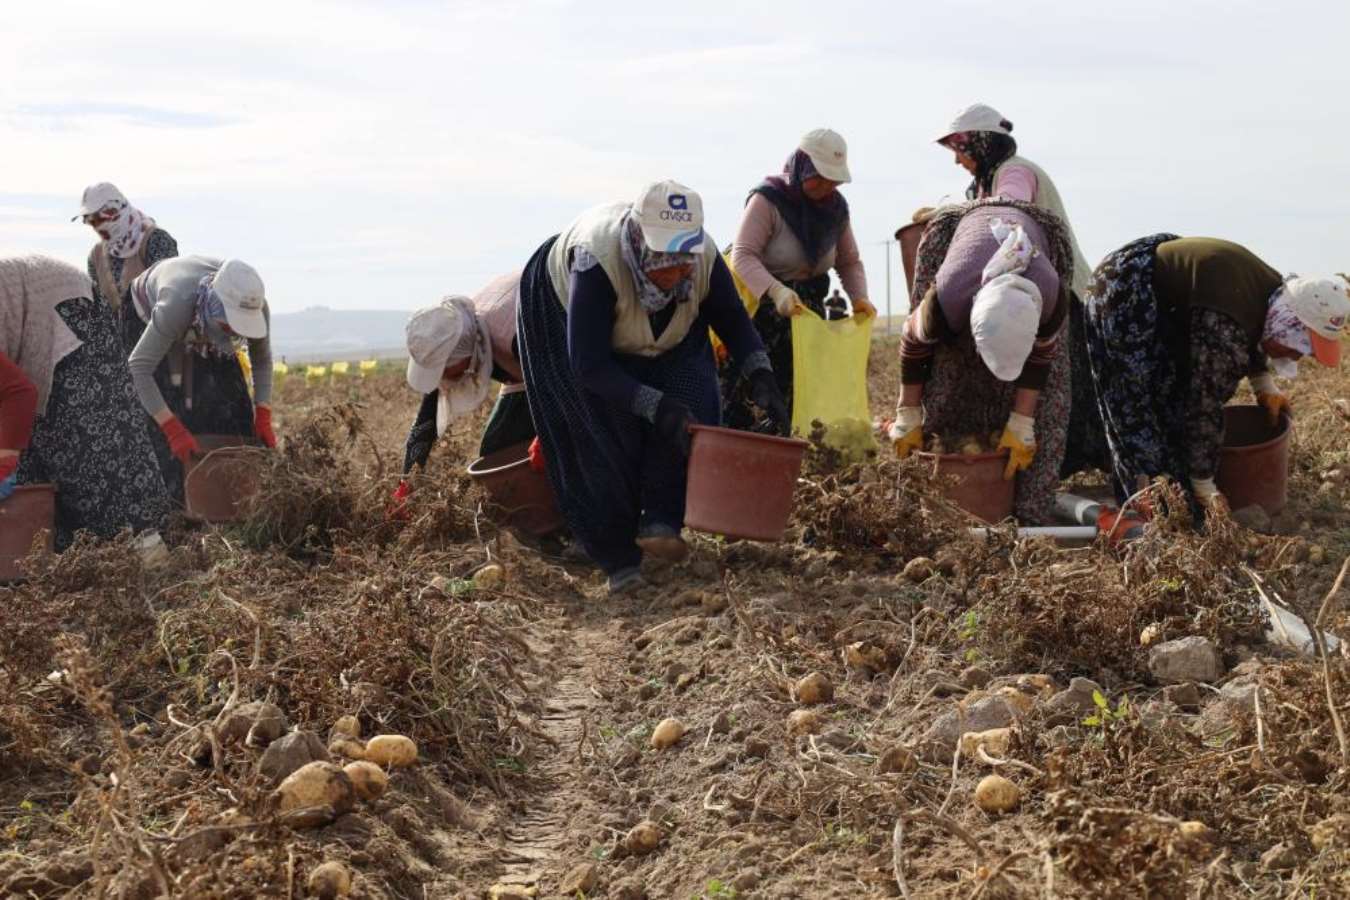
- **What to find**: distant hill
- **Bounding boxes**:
[270,306,412,363]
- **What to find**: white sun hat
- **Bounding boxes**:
[1284,276,1349,367]
[798,128,852,183]
[72,182,128,220]
[938,103,1012,143]
[632,180,706,254]
[212,259,268,339]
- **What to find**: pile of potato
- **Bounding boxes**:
[922,431,1003,456]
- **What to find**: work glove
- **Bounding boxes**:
[654,394,695,458]
[767,283,805,318]
[527,436,547,473]
[747,368,790,436]
[851,297,877,319]
[888,406,923,458]
[253,405,277,448]
[0,455,17,501]
[997,411,1036,480]
[1249,372,1291,427]
[158,415,200,466]
[1191,476,1227,512]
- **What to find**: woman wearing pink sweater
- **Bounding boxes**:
[721,128,873,430]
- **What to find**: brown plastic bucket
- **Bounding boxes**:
[896,221,927,297]
[184,435,265,524]
[684,425,810,541]
[1216,405,1291,515]
[915,449,1015,524]
[0,484,56,581]
[466,441,565,537]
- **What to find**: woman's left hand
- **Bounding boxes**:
[851,297,877,319]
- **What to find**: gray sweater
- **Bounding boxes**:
[128,255,272,416]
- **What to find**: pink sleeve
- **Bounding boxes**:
[729,194,781,300]
[994,164,1037,203]
[834,220,869,300]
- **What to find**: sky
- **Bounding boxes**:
[4,0,1348,319]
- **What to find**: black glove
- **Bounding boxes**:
[747,368,790,436]
[654,394,695,458]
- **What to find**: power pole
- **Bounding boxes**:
[879,239,894,334]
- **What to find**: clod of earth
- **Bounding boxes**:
[559,861,600,895]
[273,761,356,822]
[786,709,824,736]
[363,734,418,767]
[844,641,887,672]
[876,745,918,774]
[344,760,389,801]
[218,700,287,747]
[974,774,1021,813]
[650,718,685,750]
[1148,635,1223,684]
[624,821,664,855]
[306,861,353,899]
[794,671,833,705]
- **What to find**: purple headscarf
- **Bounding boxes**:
[748,149,850,267]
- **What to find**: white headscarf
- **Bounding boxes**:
[971,220,1043,382]
[90,186,155,260]
[434,296,494,436]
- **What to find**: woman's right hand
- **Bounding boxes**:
[768,283,804,317]
[888,406,924,458]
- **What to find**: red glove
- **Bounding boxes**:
[0,455,17,481]
[527,437,546,473]
[388,480,412,522]
[254,405,277,448]
[159,415,200,466]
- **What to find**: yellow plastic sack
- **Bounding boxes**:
[331,361,350,376]
[236,349,254,398]
[791,308,877,459]
[709,251,759,361]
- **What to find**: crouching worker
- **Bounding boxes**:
[395,272,531,508]
[127,256,274,502]
[889,200,1076,524]
[517,181,789,595]
[1,255,169,555]
[1083,236,1348,511]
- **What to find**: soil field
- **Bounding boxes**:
[3,337,1350,899]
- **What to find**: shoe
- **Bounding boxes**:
[607,566,645,596]
[636,523,689,563]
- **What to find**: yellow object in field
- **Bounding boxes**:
[331,361,350,376]
[359,359,379,376]
[790,308,876,458]
[708,251,760,360]
[236,350,254,398]
[273,362,290,376]
[306,364,328,379]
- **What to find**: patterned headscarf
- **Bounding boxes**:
[90,189,155,260]
[944,131,1019,200]
[1264,283,1314,359]
[619,212,696,313]
[192,274,241,357]
[749,148,850,266]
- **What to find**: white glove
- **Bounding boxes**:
[888,405,923,441]
[768,283,804,317]
[1004,411,1035,445]
[1191,477,1221,502]
[1249,372,1277,394]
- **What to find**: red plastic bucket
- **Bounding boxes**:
[184,435,265,524]
[466,441,565,537]
[1216,405,1291,515]
[0,484,56,581]
[684,425,809,541]
[915,449,1015,524]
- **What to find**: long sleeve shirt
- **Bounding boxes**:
[731,194,868,301]
[127,257,272,416]
[993,164,1038,203]
[568,254,765,415]
[0,352,38,451]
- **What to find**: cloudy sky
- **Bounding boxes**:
[4,0,1347,318]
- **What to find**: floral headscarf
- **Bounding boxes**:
[944,131,1019,200]
[1263,283,1313,377]
[748,148,850,266]
[89,189,155,260]
[618,212,696,313]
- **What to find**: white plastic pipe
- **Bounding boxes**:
[967,526,1099,539]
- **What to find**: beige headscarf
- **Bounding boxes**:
[0,255,90,415]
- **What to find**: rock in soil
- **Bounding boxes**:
[921,693,1021,759]
[218,700,287,747]
[306,861,353,898]
[1162,682,1203,710]
[1260,842,1300,872]
[1043,677,1103,725]
[877,745,917,774]
[1148,636,1222,684]
[257,730,330,784]
[959,665,992,689]
[559,861,599,895]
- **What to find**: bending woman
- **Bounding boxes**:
[889,200,1076,524]
[1,255,169,551]
[724,129,873,428]
[1084,236,1347,510]
[127,256,274,502]
[517,181,788,594]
